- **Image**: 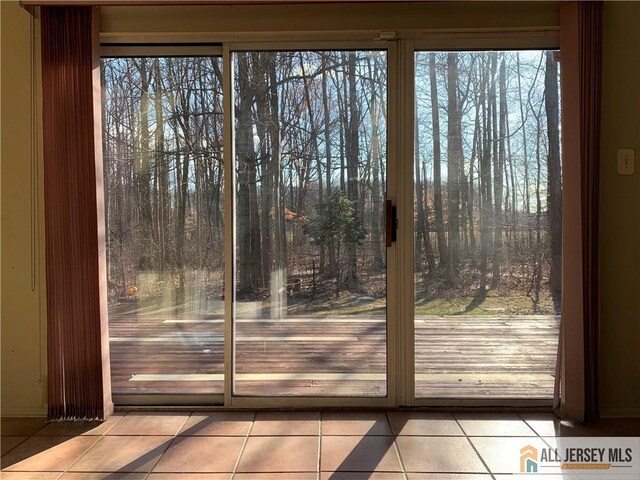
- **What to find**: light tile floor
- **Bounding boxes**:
[1,412,638,479]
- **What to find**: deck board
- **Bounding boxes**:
[108,308,559,399]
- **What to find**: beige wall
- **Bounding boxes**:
[1,0,47,416]
[100,1,559,38]
[0,0,637,417]
[599,0,640,418]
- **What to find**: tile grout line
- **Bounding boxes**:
[0,435,31,459]
[517,411,560,451]
[516,412,543,437]
[229,410,256,479]
[317,411,323,480]
[517,411,546,439]
[453,416,497,480]
[47,412,129,478]
[2,417,106,476]
[101,411,126,435]
[385,411,409,479]
[2,417,49,461]
[143,411,193,479]
[515,412,557,479]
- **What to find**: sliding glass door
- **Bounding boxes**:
[412,50,561,400]
[232,49,389,397]
[102,54,225,397]
[100,41,561,407]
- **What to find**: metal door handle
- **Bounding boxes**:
[385,200,397,248]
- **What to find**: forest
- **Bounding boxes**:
[101,49,561,316]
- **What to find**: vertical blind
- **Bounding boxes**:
[578,0,602,423]
[558,0,603,422]
[41,5,112,420]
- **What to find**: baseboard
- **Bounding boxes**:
[601,408,640,418]
[0,406,47,417]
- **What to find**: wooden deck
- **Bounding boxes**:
[108,306,559,399]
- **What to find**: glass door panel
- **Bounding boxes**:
[413,50,561,398]
[102,56,225,395]
[233,50,388,397]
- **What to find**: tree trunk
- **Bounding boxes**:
[429,53,448,270]
[479,57,493,291]
[267,54,287,308]
[467,95,479,257]
[153,60,168,271]
[137,58,153,269]
[492,53,505,287]
[236,53,263,293]
[517,53,532,249]
[345,52,360,287]
[446,53,462,279]
[545,51,562,311]
[321,55,336,277]
[414,100,424,271]
[369,57,384,270]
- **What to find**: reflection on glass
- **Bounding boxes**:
[102,57,224,394]
[413,51,561,398]
[233,51,388,397]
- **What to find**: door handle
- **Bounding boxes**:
[385,200,397,248]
